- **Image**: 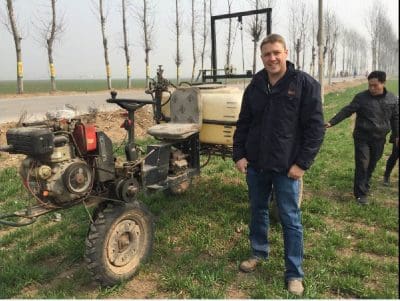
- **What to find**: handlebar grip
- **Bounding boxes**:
[106,98,155,105]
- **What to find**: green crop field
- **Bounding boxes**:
[0,78,250,95]
[0,79,148,94]
[0,80,398,298]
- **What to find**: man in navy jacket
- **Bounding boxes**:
[326,71,398,204]
[233,34,325,296]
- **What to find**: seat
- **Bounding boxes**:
[147,87,202,140]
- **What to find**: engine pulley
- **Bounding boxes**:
[119,178,139,202]
[62,162,93,194]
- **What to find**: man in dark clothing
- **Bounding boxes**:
[232,34,325,296]
[383,132,399,186]
[325,71,399,204]
[384,96,399,186]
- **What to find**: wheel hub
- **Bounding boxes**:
[108,220,141,267]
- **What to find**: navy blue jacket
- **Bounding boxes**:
[232,62,325,172]
[329,89,398,141]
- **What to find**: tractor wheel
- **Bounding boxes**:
[85,202,154,286]
[269,177,304,223]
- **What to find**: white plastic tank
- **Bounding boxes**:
[161,84,243,145]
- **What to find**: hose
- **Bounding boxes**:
[0,213,37,227]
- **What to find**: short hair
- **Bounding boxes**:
[368,71,386,83]
[260,34,287,51]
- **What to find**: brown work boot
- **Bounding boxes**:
[239,257,261,273]
[287,279,304,296]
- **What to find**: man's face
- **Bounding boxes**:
[260,41,288,77]
[368,78,385,96]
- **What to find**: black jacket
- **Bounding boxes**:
[329,89,399,141]
[232,62,325,172]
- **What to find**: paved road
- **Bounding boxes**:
[0,90,151,123]
[0,76,365,123]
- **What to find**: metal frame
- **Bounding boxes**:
[207,8,272,83]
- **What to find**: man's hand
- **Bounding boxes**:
[288,164,305,180]
[324,122,332,128]
[235,158,248,174]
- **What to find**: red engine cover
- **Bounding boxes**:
[73,123,97,154]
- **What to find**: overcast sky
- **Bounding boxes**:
[0,0,398,81]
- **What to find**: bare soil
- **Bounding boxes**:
[0,79,365,170]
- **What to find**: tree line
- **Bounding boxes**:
[3,0,399,94]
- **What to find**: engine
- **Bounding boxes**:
[19,146,93,205]
[1,121,115,207]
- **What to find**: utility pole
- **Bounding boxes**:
[318,0,324,103]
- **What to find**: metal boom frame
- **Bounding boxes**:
[207,8,272,83]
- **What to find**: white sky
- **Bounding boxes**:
[0,0,398,81]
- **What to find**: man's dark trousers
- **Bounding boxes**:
[354,137,386,197]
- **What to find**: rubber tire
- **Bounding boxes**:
[85,201,154,286]
[269,177,303,223]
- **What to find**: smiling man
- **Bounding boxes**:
[232,34,325,296]
[325,71,399,205]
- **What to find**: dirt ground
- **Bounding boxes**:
[0,78,365,170]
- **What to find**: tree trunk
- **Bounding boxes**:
[47,0,57,92]
[252,0,259,74]
[371,39,376,70]
[295,38,301,70]
[301,34,306,72]
[310,45,316,77]
[122,0,131,88]
[328,49,333,84]
[6,0,23,94]
[143,0,150,88]
[191,0,197,83]
[99,0,112,89]
[225,0,233,74]
[175,0,181,84]
[317,0,324,103]
[200,0,207,72]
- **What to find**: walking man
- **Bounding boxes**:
[233,34,325,296]
[325,71,399,204]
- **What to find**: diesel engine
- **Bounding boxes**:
[2,120,116,207]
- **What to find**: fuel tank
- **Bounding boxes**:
[161,84,243,145]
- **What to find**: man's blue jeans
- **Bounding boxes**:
[246,166,304,281]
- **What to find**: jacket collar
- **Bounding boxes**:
[252,61,296,91]
[368,87,387,98]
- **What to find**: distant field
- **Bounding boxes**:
[0,79,147,94]
[0,78,251,95]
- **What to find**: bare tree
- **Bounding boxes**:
[122,0,131,88]
[288,3,299,64]
[134,0,154,88]
[173,0,182,84]
[224,0,233,74]
[93,0,112,89]
[288,0,310,71]
[199,0,208,73]
[324,10,339,84]
[35,0,65,92]
[375,18,398,74]
[246,0,276,74]
[190,0,198,83]
[365,2,383,71]
[298,2,310,71]
[317,0,324,102]
[308,11,317,77]
[5,0,23,93]
[343,29,367,76]
[340,28,347,76]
